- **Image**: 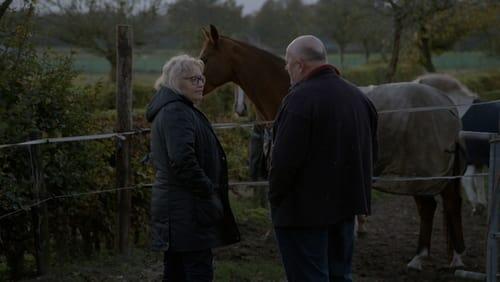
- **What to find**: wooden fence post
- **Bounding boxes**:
[30,132,49,275]
[116,24,133,255]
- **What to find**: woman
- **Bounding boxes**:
[146,55,240,281]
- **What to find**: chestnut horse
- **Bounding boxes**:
[199,25,466,270]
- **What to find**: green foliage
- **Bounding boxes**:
[0,4,143,278]
[40,0,162,81]
[344,62,424,85]
[455,70,500,99]
[69,51,500,77]
[199,84,235,121]
[89,81,155,110]
[215,259,284,281]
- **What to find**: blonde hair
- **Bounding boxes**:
[154,55,205,92]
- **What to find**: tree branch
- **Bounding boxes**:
[0,0,14,21]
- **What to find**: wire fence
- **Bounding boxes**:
[0,173,490,222]
[0,99,498,150]
[0,99,497,221]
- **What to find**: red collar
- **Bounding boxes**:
[303,64,341,81]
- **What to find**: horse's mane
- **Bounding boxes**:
[221,35,286,67]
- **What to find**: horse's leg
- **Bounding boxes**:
[407,195,437,271]
[441,181,466,268]
[474,165,487,213]
[355,215,368,237]
[461,165,478,214]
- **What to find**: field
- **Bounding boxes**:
[62,49,500,76]
[66,49,500,104]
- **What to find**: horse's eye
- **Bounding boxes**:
[200,56,208,63]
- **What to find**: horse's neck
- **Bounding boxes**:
[359,85,376,95]
[447,93,475,118]
[230,45,289,121]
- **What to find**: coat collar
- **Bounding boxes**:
[303,64,341,81]
[290,64,341,91]
[146,87,194,122]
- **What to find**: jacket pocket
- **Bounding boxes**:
[194,193,224,227]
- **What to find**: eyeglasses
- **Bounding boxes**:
[183,75,206,85]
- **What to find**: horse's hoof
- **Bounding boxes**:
[407,258,423,271]
[407,249,429,271]
[450,257,465,269]
[450,251,465,269]
[472,205,486,216]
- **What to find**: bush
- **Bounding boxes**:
[454,70,500,99]
[89,81,155,110]
[0,6,132,279]
[344,62,424,86]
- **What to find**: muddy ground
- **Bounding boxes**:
[20,191,491,282]
[351,192,489,282]
[220,191,490,282]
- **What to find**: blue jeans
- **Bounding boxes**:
[274,217,355,282]
[163,249,213,282]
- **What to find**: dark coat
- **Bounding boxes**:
[462,99,500,166]
[146,87,240,252]
[269,65,378,227]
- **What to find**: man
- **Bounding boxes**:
[269,36,378,282]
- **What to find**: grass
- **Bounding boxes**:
[71,52,500,99]
[432,51,500,70]
[12,194,284,282]
[64,49,500,75]
[215,260,284,282]
[0,260,8,280]
[482,89,500,101]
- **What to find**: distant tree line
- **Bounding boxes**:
[29,0,500,81]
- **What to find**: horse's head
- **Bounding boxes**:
[198,25,289,120]
[199,25,235,95]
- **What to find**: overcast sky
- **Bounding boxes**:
[157,0,318,15]
[13,0,318,15]
[236,0,318,15]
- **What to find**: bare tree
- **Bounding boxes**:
[41,0,162,81]
[316,0,362,69]
[166,0,246,50]
[380,0,417,82]
[353,0,391,64]
[410,0,457,72]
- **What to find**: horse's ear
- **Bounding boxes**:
[201,27,210,40]
[209,24,219,46]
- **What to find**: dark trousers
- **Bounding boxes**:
[274,217,355,282]
[163,249,213,282]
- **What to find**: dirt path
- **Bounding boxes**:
[352,192,488,282]
[217,191,489,281]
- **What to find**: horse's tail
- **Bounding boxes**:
[443,141,467,260]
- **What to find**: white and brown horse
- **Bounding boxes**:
[415,73,497,215]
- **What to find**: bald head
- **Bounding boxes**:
[285,35,328,85]
[287,35,327,64]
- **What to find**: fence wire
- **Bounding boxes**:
[0,99,496,221]
[0,99,498,150]
[0,173,489,222]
